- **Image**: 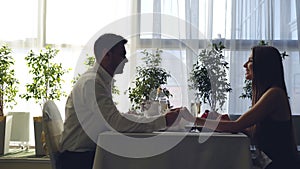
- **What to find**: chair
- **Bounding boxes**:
[292,115,300,145]
[292,115,300,162]
[42,100,63,169]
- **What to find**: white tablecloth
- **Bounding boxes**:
[93,131,252,169]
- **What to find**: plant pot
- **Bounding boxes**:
[33,116,46,156]
[0,115,13,155]
[7,112,30,148]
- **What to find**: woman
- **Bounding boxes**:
[182,46,299,169]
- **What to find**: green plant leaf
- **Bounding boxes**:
[20,45,69,106]
[188,42,231,111]
[127,49,172,110]
[0,44,19,115]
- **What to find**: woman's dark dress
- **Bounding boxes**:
[256,118,299,169]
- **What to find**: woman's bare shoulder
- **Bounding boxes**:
[257,87,287,111]
[266,87,290,120]
[265,87,286,97]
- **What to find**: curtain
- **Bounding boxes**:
[228,0,300,115]
[137,0,232,113]
[0,0,134,146]
[46,0,134,113]
[1,0,300,145]
[137,0,190,110]
[138,0,300,115]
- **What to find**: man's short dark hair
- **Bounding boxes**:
[94,33,128,62]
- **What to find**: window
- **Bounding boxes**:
[0,0,300,146]
[138,0,300,115]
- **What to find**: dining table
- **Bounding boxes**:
[92,130,253,169]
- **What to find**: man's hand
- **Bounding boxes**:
[165,107,205,127]
[179,107,196,122]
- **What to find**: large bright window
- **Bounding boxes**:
[0,0,37,41]
[0,0,300,146]
[137,0,300,115]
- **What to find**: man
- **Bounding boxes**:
[58,33,181,169]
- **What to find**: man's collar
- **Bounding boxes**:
[93,63,113,84]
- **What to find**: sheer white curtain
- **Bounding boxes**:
[46,0,134,114]
[228,0,300,115]
[1,0,300,146]
[0,0,134,146]
[137,0,231,113]
[136,0,191,110]
[138,0,300,115]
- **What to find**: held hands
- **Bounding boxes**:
[206,111,231,121]
[179,107,197,122]
[217,114,231,121]
[165,107,196,127]
[164,107,231,127]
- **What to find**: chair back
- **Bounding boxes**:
[292,115,300,145]
[42,100,63,169]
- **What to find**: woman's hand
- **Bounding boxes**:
[209,111,231,121]
[217,114,231,121]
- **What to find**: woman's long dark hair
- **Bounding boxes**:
[251,45,298,159]
[251,45,287,105]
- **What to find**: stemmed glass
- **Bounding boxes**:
[190,101,201,132]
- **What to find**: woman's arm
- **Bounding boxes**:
[184,87,284,133]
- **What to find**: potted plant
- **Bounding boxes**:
[0,44,19,155]
[127,49,172,111]
[20,45,69,156]
[0,44,19,116]
[189,42,232,112]
[20,45,69,107]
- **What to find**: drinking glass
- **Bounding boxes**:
[190,102,201,132]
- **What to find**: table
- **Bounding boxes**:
[92,131,252,169]
[0,148,50,169]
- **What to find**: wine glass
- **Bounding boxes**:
[190,101,201,132]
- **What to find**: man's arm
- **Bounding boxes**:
[84,79,168,132]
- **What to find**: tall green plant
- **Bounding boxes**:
[20,46,69,108]
[0,45,19,116]
[127,49,171,110]
[189,42,232,111]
